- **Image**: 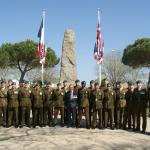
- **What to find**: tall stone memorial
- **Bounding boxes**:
[60,29,77,83]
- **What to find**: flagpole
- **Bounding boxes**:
[42,10,45,86]
[98,8,101,86]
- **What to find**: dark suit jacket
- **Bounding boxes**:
[66,90,78,108]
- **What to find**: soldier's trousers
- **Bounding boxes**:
[136,108,147,131]
[0,106,7,126]
[33,107,43,126]
[89,105,92,126]
[92,108,103,128]
[104,108,114,128]
[54,107,64,125]
[78,107,89,127]
[43,106,53,125]
[116,107,125,128]
[20,106,31,126]
[7,107,18,126]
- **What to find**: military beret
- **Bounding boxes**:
[46,82,51,85]
[90,80,95,84]
[75,79,80,83]
[94,82,99,86]
[8,79,12,83]
[63,80,67,83]
[1,81,6,84]
[57,83,61,86]
[128,81,134,85]
[136,80,142,84]
[116,81,121,85]
[24,81,29,84]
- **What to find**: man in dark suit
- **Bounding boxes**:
[66,84,78,128]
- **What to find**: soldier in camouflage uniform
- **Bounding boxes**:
[133,80,148,133]
[53,83,65,127]
[114,81,127,129]
[18,81,32,127]
[78,81,90,129]
[123,81,135,130]
[103,83,115,129]
[91,82,104,129]
[7,82,19,127]
[31,83,44,127]
[88,80,95,127]
[0,81,8,127]
[43,82,54,126]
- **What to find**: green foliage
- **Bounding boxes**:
[0,40,59,82]
[122,38,150,68]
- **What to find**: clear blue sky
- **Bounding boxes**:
[0,0,150,82]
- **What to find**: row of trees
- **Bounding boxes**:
[0,40,59,83]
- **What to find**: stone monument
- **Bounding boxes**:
[60,29,77,83]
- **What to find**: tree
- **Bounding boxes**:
[0,40,59,82]
[97,53,141,84]
[0,44,10,78]
[122,38,150,68]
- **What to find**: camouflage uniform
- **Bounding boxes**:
[78,87,90,128]
[115,88,127,128]
[103,87,115,129]
[18,87,32,127]
[31,87,44,127]
[0,87,8,126]
[43,88,54,126]
[53,88,65,126]
[91,89,104,128]
[7,88,19,127]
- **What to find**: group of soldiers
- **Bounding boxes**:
[0,78,149,134]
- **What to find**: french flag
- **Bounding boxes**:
[37,12,46,65]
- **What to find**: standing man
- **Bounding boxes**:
[123,81,135,130]
[43,82,54,126]
[88,80,95,127]
[7,82,19,128]
[31,83,44,127]
[66,84,78,128]
[53,83,65,127]
[134,80,148,133]
[103,83,115,129]
[62,80,69,125]
[115,81,127,129]
[0,81,8,127]
[18,81,32,127]
[91,82,104,129]
[78,81,90,129]
[74,79,81,127]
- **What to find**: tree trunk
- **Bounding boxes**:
[19,71,26,83]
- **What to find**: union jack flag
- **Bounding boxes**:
[94,10,104,64]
